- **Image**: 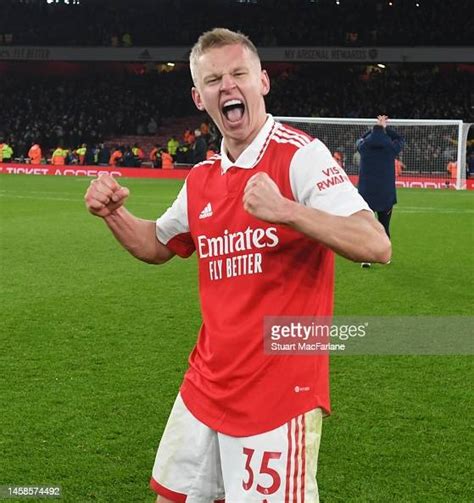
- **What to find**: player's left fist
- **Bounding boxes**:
[243,172,292,224]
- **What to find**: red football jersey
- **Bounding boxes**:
[156,116,369,436]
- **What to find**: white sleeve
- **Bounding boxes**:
[289,139,371,216]
[155,180,189,245]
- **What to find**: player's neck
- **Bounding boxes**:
[223,115,268,163]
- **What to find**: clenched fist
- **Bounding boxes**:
[243,172,292,224]
[84,174,129,218]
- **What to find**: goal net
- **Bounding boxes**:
[274,117,471,190]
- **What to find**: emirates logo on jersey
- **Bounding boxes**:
[197,226,280,281]
[197,226,279,259]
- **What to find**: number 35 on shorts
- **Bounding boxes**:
[242,448,282,495]
[220,409,322,502]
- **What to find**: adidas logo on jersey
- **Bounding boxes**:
[199,202,213,219]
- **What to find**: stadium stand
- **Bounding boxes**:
[0,63,472,162]
[2,0,473,47]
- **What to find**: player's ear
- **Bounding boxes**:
[192,87,205,112]
[261,69,270,97]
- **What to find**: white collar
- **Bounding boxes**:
[220,114,275,173]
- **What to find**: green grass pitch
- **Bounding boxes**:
[0,174,472,502]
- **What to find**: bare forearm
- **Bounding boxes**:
[283,201,391,263]
[243,171,391,262]
[103,207,174,264]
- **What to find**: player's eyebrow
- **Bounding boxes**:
[203,66,249,83]
[203,72,221,82]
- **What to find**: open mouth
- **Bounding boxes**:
[222,99,245,123]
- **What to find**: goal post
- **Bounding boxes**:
[274,117,471,190]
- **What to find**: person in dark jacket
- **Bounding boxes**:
[122,146,136,167]
[192,128,207,164]
[357,115,404,267]
[84,144,97,165]
[97,143,111,166]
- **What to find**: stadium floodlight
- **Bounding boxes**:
[275,117,471,190]
[45,0,80,4]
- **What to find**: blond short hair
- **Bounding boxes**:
[189,27,260,84]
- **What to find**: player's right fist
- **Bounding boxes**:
[84,174,129,218]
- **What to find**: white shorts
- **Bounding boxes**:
[150,394,322,503]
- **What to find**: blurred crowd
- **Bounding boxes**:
[6,121,219,169]
[0,71,193,159]
[1,0,472,47]
[1,63,472,161]
[266,64,473,121]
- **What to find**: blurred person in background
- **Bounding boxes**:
[150,144,161,168]
[132,143,144,167]
[28,142,42,165]
[333,150,344,168]
[97,143,111,166]
[1,140,13,163]
[84,144,97,166]
[175,144,191,164]
[122,146,136,167]
[65,148,78,165]
[109,146,123,167]
[167,136,179,160]
[76,143,87,165]
[356,115,404,267]
[161,148,174,169]
[192,128,207,163]
[395,157,405,177]
[200,120,210,143]
[183,128,195,146]
[447,157,457,180]
[52,145,67,165]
